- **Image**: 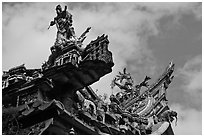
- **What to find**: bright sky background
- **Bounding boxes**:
[2,2,202,135]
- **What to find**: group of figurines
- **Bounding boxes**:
[70,67,177,135]
[2,63,177,135]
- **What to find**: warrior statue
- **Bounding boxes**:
[45,5,92,68]
[48,5,76,48]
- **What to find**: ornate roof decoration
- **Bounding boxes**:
[2,4,177,135]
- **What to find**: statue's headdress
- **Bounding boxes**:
[56,5,62,11]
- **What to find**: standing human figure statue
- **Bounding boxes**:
[49,5,76,47]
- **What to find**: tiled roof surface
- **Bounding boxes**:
[18,99,64,128]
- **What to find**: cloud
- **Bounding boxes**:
[167,55,202,134]
[177,55,202,93]
[2,3,60,69]
[168,54,202,108]
[170,103,202,135]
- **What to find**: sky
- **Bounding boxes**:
[2,2,202,135]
